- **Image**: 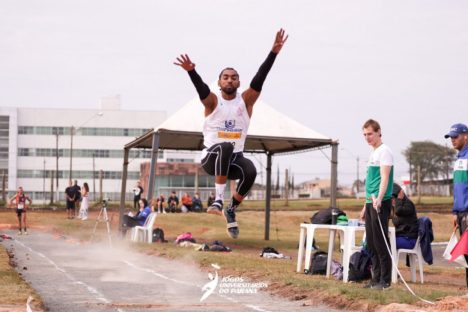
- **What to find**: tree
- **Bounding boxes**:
[403,141,456,182]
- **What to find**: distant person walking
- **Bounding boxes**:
[65,180,76,219]
[133,181,144,210]
[9,186,32,235]
[78,182,90,221]
[360,119,394,290]
[174,28,288,238]
[73,180,81,217]
[445,123,468,287]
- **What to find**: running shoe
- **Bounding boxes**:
[223,203,239,239]
[207,200,223,215]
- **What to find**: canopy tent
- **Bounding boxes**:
[120,96,338,240]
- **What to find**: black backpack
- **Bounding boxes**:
[152,228,167,243]
[348,249,372,281]
[311,207,346,224]
[308,251,328,275]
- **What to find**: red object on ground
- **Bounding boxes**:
[450,230,468,262]
[0,234,12,239]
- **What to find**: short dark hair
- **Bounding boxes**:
[362,119,381,132]
[218,67,239,79]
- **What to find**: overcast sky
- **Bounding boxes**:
[1,0,467,186]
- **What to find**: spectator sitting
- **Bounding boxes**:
[167,191,179,213]
[156,194,167,214]
[207,192,215,208]
[181,192,193,213]
[192,192,203,212]
[122,198,151,236]
[392,183,419,250]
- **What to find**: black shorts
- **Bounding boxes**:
[16,209,25,217]
[66,201,76,210]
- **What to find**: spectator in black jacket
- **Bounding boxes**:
[391,183,419,249]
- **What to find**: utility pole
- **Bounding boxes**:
[284,168,289,206]
[92,153,96,202]
[50,171,54,205]
[356,156,360,193]
[2,170,6,202]
[69,126,74,181]
[417,165,421,204]
[99,170,103,202]
[55,129,59,204]
[43,158,46,207]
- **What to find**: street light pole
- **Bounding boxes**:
[43,158,46,207]
[341,148,361,195]
[69,126,74,182]
[356,155,360,193]
[92,152,96,201]
[69,112,103,185]
[54,129,59,203]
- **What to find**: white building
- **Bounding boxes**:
[0,99,196,202]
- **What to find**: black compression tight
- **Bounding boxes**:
[201,142,257,197]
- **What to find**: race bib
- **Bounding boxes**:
[18,203,24,210]
[218,131,241,139]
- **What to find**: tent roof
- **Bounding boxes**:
[126,94,333,154]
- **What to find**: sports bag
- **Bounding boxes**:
[348,249,372,281]
[308,251,328,275]
[152,228,167,243]
[311,207,346,224]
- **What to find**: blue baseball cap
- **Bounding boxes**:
[444,123,468,138]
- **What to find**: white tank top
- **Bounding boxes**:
[202,92,250,157]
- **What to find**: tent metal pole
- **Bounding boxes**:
[330,142,339,207]
[119,148,130,233]
[147,133,160,202]
[264,152,272,240]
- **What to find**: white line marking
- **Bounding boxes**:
[14,240,123,311]
[122,260,272,312]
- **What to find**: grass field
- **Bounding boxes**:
[0,197,464,310]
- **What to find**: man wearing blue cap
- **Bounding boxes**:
[445,123,468,287]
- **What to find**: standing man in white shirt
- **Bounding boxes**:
[360,119,394,290]
[174,29,288,238]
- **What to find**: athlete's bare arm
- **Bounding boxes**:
[243,28,288,116]
[174,54,217,116]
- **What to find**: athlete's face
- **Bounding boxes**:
[218,69,240,95]
[363,126,381,148]
[450,134,468,151]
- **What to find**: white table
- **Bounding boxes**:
[296,223,397,283]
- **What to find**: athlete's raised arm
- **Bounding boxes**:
[174,54,217,114]
[242,28,288,112]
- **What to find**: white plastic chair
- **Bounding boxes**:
[131,212,157,243]
[397,236,424,283]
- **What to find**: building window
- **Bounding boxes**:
[17,169,140,180]
[18,126,150,137]
[17,148,154,159]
